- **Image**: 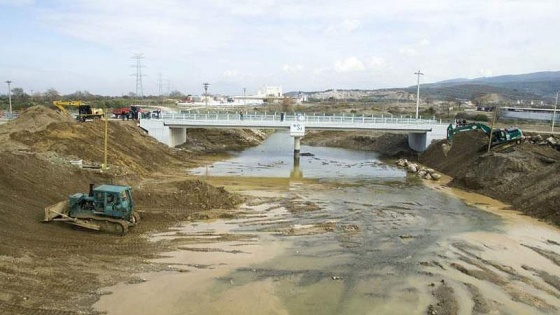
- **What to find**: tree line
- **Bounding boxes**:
[0,88,186,112]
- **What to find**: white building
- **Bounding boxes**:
[256,86,283,98]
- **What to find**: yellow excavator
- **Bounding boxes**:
[52,101,104,122]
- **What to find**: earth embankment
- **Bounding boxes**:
[419,131,560,224]
[0,106,260,314]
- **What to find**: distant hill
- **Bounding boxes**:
[420,71,560,101]
[287,71,560,104]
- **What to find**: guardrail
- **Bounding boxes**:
[150,112,445,126]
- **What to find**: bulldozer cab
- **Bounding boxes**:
[91,185,133,219]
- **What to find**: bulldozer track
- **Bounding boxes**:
[71,214,131,235]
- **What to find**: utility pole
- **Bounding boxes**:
[553,91,558,133]
[203,82,209,107]
[132,54,144,99]
[414,71,424,119]
[5,81,12,117]
[243,87,246,106]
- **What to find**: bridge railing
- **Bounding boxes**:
[151,112,444,125]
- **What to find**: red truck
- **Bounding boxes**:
[112,105,143,120]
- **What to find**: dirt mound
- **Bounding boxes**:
[420,132,560,224]
[1,105,198,175]
[0,106,251,313]
[1,105,75,134]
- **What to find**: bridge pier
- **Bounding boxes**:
[169,127,187,147]
[290,154,303,179]
[293,136,302,157]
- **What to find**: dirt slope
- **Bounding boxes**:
[0,106,248,314]
[420,131,560,224]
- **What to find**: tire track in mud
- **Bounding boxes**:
[422,236,560,314]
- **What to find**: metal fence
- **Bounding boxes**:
[151,111,445,126]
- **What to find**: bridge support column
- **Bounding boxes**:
[293,136,301,157]
[290,154,303,179]
[169,127,187,147]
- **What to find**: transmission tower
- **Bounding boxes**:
[132,53,144,98]
[158,73,163,97]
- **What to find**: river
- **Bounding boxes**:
[95,132,560,315]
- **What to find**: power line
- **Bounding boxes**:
[132,54,144,98]
[158,73,163,97]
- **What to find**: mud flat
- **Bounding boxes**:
[94,175,560,315]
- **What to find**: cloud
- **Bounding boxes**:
[3,0,560,95]
[282,64,304,73]
[325,19,362,35]
[365,57,386,68]
[335,57,365,73]
[399,47,418,57]
[0,0,34,5]
[223,70,238,78]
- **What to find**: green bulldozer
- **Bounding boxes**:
[44,184,140,235]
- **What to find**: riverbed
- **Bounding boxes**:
[95,132,560,315]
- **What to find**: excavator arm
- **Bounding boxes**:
[447,122,523,148]
[52,101,85,115]
[447,122,491,143]
[52,101,104,121]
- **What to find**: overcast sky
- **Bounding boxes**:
[1,0,559,96]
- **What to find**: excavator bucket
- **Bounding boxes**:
[44,200,70,222]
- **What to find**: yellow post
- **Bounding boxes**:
[487,107,498,153]
[103,109,108,170]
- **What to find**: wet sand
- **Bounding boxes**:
[94,177,560,315]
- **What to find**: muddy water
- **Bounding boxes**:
[95,132,560,315]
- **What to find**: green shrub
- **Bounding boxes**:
[473,114,489,122]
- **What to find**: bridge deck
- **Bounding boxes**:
[157,113,444,133]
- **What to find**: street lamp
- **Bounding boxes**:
[203,82,209,107]
[5,80,12,117]
[553,91,558,133]
[414,71,424,119]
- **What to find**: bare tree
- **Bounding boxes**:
[44,88,60,102]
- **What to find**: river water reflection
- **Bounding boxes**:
[189,131,405,180]
[96,132,560,315]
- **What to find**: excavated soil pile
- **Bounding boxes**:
[420,131,560,224]
[0,106,199,175]
[0,106,248,314]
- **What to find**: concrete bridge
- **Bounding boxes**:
[139,112,449,152]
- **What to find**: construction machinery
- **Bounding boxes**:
[44,184,140,235]
[52,101,104,122]
[112,105,147,120]
[447,122,524,148]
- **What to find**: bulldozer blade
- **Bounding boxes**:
[44,200,69,222]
